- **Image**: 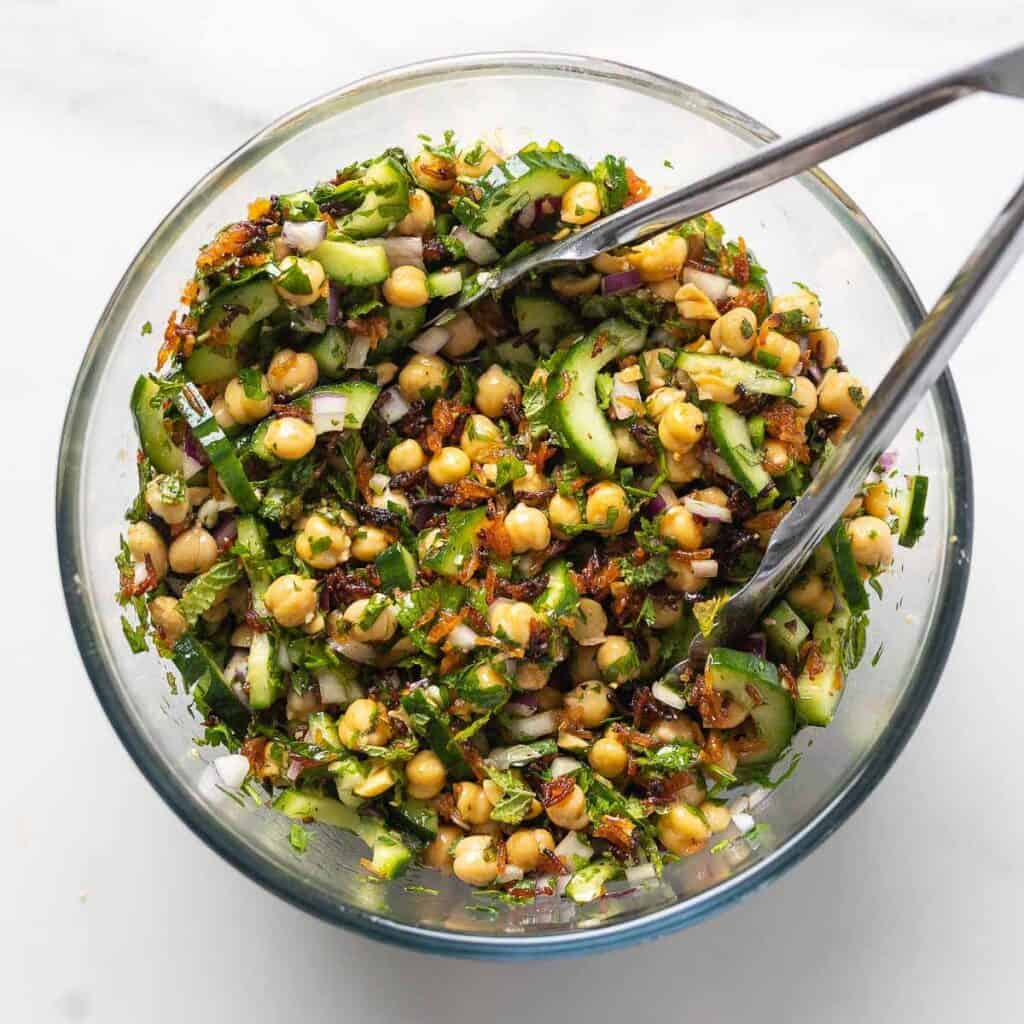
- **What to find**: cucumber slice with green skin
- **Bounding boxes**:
[534,559,579,622]
[454,149,591,238]
[566,858,624,904]
[272,789,413,879]
[246,631,284,710]
[306,712,342,749]
[173,383,260,512]
[762,599,810,669]
[400,688,473,780]
[675,352,793,399]
[184,346,240,386]
[235,516,271,603]
[197,278,281,348]
[334,156,410,239]
[376,543,417,591]
[827,519,869,615]
[747,413,766,449]
[309,240,390,286]
[776,462,809,500]
[130,375,183,474]
[706,403,778,502]
[898,475,929,548]
[421,506,489,578]
[290,381,381,431]
[426,269,463,299]
[704,647,796,766]
[514,294,581,348]
[795,607,850,726]
[542,318,647,477]
[388,797,439,842]
[305,326,351,379]
[172,634,250,734]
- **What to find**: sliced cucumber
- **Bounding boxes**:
[247,631,284,710]
[290,381,381,431]
[130,375,183,474]
[334,156,410,239]
[704,647,795,766]
[422,506,488,579]
[309,239,390,286]
[235,515,272,608]
[305,326,351,379]
[171,634,249,734]
[184,346,240,386]
[897,475,929,548]
[827,519,869,615]
[388,797,439,842]
[762,599,810,669]
[566,858,624,904]
[306,712,342,750]
[706,403,777,502]
[454,149,591,238]
[376,543,417,591]
[676,352,793,399]
[542,318,647,477]
[776,463,809,500]
[747,413,766,449]
[426,269,463,299]
[514,294,580,348]
[197,278,280,348]
[534,559,579,622]
[173,383,260,512]
[795,607,851,727]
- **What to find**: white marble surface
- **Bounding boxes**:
[5,1,1024,1020]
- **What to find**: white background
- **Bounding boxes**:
[4,1,1023,1020]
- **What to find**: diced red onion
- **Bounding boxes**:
[657,484,680,510]
[652,680,686,710]
[316,667,361,706]
[331,640,379,666]
[878,449,899,472]
[683,496,732,522]
[310,392,349,435]
[497,864,525,885]
[504,709,559,740]
[732,811,756,834]
[689,558,719,579]
[368,472,390,495]
[682,266,734,303]
[452,225,500,265]
[377,387,410,425]
[549,756,580,778]
[449,623,479,651]
[282,219,327,254]
[554,831,593,866]
[345,337,370,369]
[411,326,450,355]
[517,202,537,229]
[277,642,293,671]
[625,863,657,883]
[286,758,304,782]
[213,753,250,789]
[805,359,823,385]
[601,269,644,296]
[373,236,423,270]
[213,514,238,548]
[183,429,209,468]
[705,451,736,482]
[505,695,538,718]
[225,651,249,684]
[611,375,642,420]
[645,494,669,516]
[538,196,560,217]
[327,282,343,326]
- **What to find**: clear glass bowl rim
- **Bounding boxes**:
[56,51,973,959]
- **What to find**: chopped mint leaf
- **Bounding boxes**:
[289,823,310,852]
[140,321,153,336]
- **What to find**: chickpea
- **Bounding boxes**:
[475,364,521,418]
[405,750,447,800]
[341,597,397,644]
[641,348,675,391]
[688,485,729,544]
[651,717,703,745]
[512,464,549,496]
[757,330,802,375]
[296,513,350,570]
[454,781,493,826]
[710,739,739,778]
[144,476,190,525]
[614,426,649,465]
[398,353,449,402]
[665,554,708,595]
[452,834,499,887]
[588,734,628,778]
[302,612,325,636]
[459,414,501,462]
[791,375,818,418]
[592,251,632,274]
[149,595,186,644]
[571,644,601,684]
[772,288,820,328]
[659,400,705,453]
[338,698,392,751]
[350,525,392,563]
[660,506,702,551]
[209,398,236,434]
[763,440,792,477]
[265,417,316,461]
[819,370,868,421]
[847,515,895,568]
[487,600,538,647]
[786,574,835,621]
[395,188,435,236]
[167,525,217,575]
[353,761,398,799]
[567,598,608,645]
[651,278,682,302]
[383,265,429,309]
[710,307,757,357]
[646,386,686,422]
[631,232,687,283]
[272,257,324,307]
[658,802,711,856]
[650,596,683,630]
[264,574,318,628]
[565,681,613,728]
[506,828,555,872]
[666,448,703,485]
[224,373,273,425]
[864,481,896,520]
[267,348,318,396]
[456,146,502,178]
[560,181,601,225]
[428,446,471,486]
[548,493,582,538]
[423,825,462,874]
[550,272,602,299]
[675,283,721,321]
[700,801,732,834]
[597,636,638,683]
[442,310,483,358]
[376,362,398,387]
[504,503,551,553]
[384,440,425,477]
[515,662,550,691]
[586,482,631,536]
[809,328,839,369]
[412,150,457,193]
[546,784,589,830]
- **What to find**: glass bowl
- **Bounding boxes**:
[57,52,972,958]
